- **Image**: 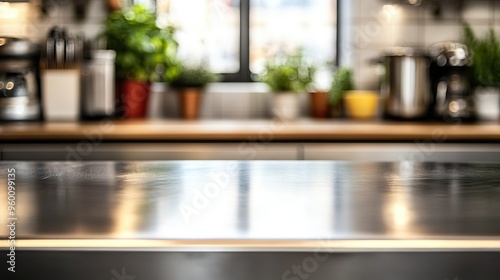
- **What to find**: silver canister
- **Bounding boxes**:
[82,50,116,119]
[381,47,431,119]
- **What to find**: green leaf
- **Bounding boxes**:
[463,23,500,87]
[329,68,354,105]
[169,62,218,88]
[259,49,316,93]
[102,5,178,82]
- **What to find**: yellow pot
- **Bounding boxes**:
[343,91,379,119]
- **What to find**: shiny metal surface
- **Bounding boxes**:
[1,161,500,241]
[0,37,40,58]
[0,98,40,121]
[4,251,500,280]
[429,42,475,120]
[1,161,500,279]
[382,54,431,118]
[0,38,42,121]
[429,42,472,67]
[81,50,116,118]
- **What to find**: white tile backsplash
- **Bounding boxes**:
[494,1,500,26]
[350,0,500,89]
[354,56,380,90]
[355,0,386,20]
[2,0,500,113]
[423,23,462,46]
[0,0,106,42]
[462,0,493,22]
[422,2,460,22]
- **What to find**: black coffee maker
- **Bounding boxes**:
[429,42,476,121]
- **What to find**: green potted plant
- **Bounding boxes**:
[463,24,500,121]
[169,62,218,120]
[259,50,316,120]
[103,5,177,118]
[328,68,354,117]
[329,68,378,119]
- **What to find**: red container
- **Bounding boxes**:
[120,80,150,119]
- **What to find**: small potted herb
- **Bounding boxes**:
[259,50,315,120]
[328,68,354,117]
[103,5,178,118]
[169,62,218,120]
[329,68,378,119]
[464,24,500,120]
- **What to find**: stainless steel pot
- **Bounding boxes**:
[381,47,431,119]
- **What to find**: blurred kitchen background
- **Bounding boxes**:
[0,0,499,120]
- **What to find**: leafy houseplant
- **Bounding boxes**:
[103,5,178,118]
[170,63,218,89]
[463,24,500,87]
[329,68,354,106]
[259,50,316,120]
[328,68,354,117]
[169,63,218,120]
[463,24,500,120]
[260,50,316,93]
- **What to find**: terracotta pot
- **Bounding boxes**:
[179,88,203,120]
[108,0,121,10]
[309,91,330,118]
[120,80,151,119]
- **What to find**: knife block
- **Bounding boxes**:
[42,69,81,121]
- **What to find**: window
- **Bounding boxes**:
[157,0,337,82]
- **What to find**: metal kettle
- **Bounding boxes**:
[380,47,432,120]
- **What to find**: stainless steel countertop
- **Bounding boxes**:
[1,161,500,250]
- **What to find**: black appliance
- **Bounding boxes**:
[429,42,476,121]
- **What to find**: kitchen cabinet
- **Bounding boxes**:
[0,143,299,161]
[3,143,500,162]
[1,121,500,161]
[303,143,500,163]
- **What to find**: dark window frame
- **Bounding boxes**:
[221,0,340,83]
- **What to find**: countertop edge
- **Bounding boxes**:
[0,121,500,141]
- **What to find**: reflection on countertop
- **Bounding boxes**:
[1,161,500,242]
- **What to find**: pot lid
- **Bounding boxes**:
[384,46,429,57]
[0,37,40,57]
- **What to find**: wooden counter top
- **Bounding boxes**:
[1,120,500,141]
